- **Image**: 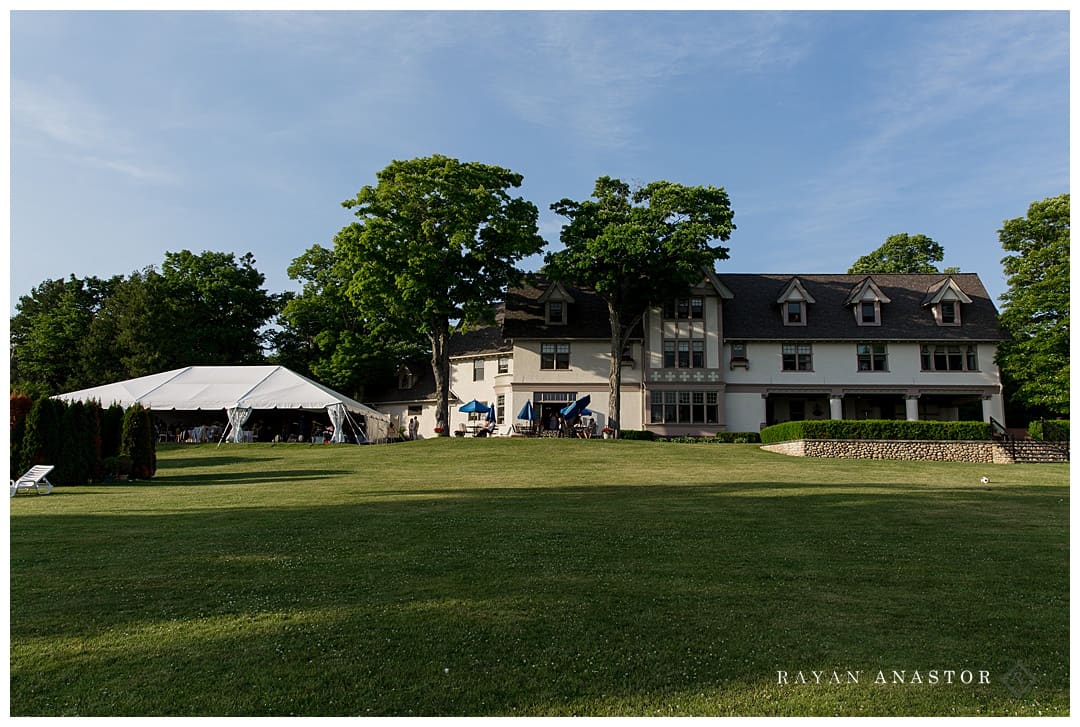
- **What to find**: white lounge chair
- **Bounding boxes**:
[10,465,55,497]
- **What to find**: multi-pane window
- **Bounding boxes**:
[496,394,505,424]
[473,358,485,381]
[663,297,705,320]
[860,301,878,324]
[856,343,888,371]
[548,301,564,324]
[663,339,705,368]
[920,344,978,371]
[498,356,510,374]
[781,343,812,371]
[649,391,719,424]
[540,343,570,370]
[940,301,957,324]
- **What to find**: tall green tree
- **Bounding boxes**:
[996,194,1069,417]
[11,251,281,396]
[272,244,426,399]
[335,155,544,433]
[82,268,171,381]
[10,275,119,396]
[546,177,735,436]
[156,250,280,365]
[848,233,951,274]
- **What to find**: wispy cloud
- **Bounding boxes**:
[783,11,1068,245]
[223,10,817,152]
[12,77,179,185]
[489,11,816,150]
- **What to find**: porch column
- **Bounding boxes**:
[905,395,920,421]
[829,395,843,420]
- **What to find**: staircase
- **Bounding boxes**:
[990,417,1070,463]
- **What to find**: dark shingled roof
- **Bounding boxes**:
[503,276,642,340]
[716,273,1004,342]
[450,306,513,357]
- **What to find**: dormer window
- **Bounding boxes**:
[547,301,564,324]
[785,301,804,324]
[537,282,574,326]
[397,367,417,390]
[776,277,815,327]
[922,276,971,327]
[859,298,876,324]
[846,277,890,326]
[940,301,957,324]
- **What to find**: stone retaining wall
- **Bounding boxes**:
[760,439,1013,464]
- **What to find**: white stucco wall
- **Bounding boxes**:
[725,392,767,433]
[723,341,1001,388]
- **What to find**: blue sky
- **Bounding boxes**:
[8,9,1070,312]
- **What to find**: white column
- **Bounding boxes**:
[905,395,920,421]
[829,396,843,420]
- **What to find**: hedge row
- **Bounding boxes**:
[10,394,157,485]
[616,430,762,443]
[1029,419,1069,442]
[759,419,992,444]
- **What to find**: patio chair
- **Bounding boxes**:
[10,465,55,497]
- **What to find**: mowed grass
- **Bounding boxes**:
[9,439,1069,716]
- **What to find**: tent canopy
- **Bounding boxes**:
[55,366,390,441]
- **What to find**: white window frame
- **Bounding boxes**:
[857,300,881,326]
[546,301,565,325]
[920,344,978,371]
[856,342,888,372]
[781,342,813,371]
[540,342,571,370]
[784,301,807,326]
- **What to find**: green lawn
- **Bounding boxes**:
[9,439,1069,716]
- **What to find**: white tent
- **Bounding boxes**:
[55,365,390,443]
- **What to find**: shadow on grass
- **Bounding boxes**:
[156,454,285,470]
[10,481,1069,716]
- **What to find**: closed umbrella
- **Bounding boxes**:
[486,405,496,422]
[517,400,536,421]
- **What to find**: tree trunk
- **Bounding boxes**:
[607,303,625,439]
[429,319,451,437]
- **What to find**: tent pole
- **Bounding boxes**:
[216,420,233,448]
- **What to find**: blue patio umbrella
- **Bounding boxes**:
[560,395,591,418]
[486,405,496,422]
[459,399,490,413]
[516,400,537,421]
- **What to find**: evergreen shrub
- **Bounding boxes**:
[1029,419,1069,441]
[121,404,157,479]
[760,419,991,444]
[618,430,657,441]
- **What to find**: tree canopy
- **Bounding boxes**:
[272,244,426,400]
[848,233,951,274]
[10,251,280,397]
[995,193,1069,417]
[545,176,734,435]
[334,155,545,432]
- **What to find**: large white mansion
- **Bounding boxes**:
[367,272,1005,437]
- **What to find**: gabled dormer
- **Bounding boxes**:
[397,365,417,390]
[922,276,972,327]
[536,282,575,326]
[844,277,892,326]
[776,277,816,326]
